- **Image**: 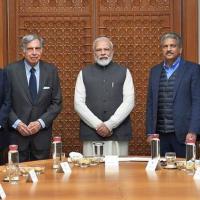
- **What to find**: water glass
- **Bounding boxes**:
[165,152,176,167]
[151,138,160,159]
[71,156,81,166]
[61,152,66,162]
[7,164,20,184]
[92,142,104,158]
[195,160,200,170]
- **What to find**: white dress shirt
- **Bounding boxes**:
[74,68,135,131]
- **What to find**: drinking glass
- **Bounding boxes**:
[61,152,66,162]
[92,142,104,158]
[165,152,176,167]
[195,160,200,170]
[7,164,20,184]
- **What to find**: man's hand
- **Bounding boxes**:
[28,121,42,135]
[185,132,197,143]
[147,135,153,143]
[146,134,159,143]
[17,122,31,136]
[96,123,112,137]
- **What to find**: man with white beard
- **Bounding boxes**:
[74,36,135,156]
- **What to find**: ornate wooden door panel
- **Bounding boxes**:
[95,0,181,155]
[7,0,94,153]
[7,0,182,156]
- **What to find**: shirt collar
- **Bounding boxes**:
[163,56,181,70]
[24,60,40,72]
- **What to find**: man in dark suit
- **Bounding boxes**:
[6,34,62,162]
[146,32,200,157]
[0,69,11,164]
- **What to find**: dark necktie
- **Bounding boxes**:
[29,68,37,102]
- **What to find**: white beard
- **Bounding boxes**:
[95,57,112,66]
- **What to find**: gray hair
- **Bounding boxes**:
[160,32,182,48]
[93,36,113,51]
[21,34,44,52]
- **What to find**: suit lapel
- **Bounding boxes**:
[18,61,33,103]
[173,59,186,101]
[37,61,47,102]
[153,64,163,102]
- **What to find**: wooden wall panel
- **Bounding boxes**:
[95,0,181,155]
[4,0,198,156]
[7,0,94,154]
[182,0,198,62]
[0,0,7,67]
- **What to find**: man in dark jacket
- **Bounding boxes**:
[146,32,200,157]
[0,69,11,164]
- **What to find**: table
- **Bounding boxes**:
[0,158,200,200]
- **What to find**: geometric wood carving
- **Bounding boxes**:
[7,0,181,156]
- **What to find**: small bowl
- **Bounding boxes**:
[34,166,45,175]
[71,156,81,166]
[69,152,83,166]
[78,158,91,168]
[19,166,45,176]
[176,161,186,170]
[88,157,100,166]
[19,166,32,176]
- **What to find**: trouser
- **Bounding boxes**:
[0,148,8,165]
[159,132,186,158]
[19,148,50,162]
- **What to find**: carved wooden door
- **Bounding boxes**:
[7,0,182,156]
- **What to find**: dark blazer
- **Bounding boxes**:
[6,59,62,151]
[0,69,11,149]
[146,58,200,143]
